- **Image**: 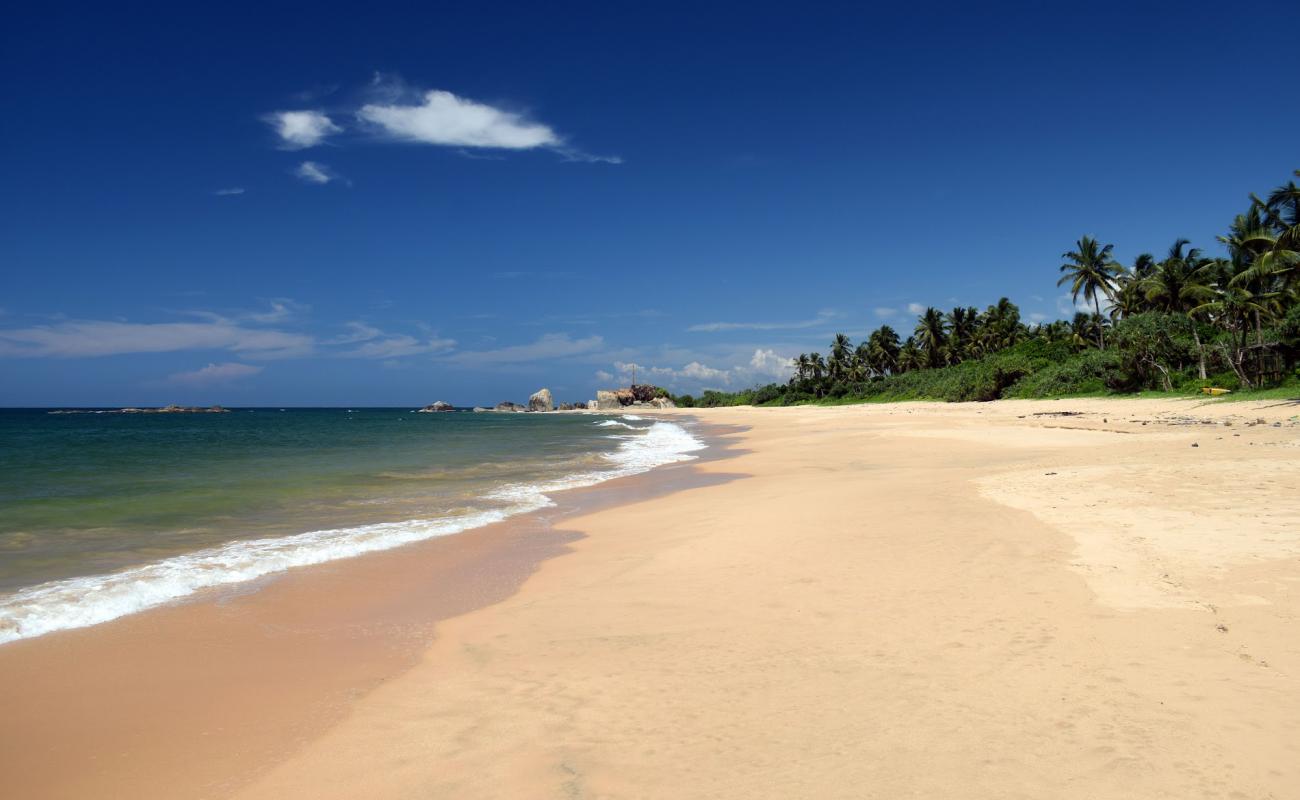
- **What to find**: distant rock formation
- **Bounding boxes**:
[472,406,492,413]
[592,390,622,411]
[494,401,528,413]
[557,402,582,411]
[528,388,554,412]
[586,385,675,411]
[416,401,454,413]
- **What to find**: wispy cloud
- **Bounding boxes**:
[265,110,341,149]
[294,161,339,185]
[338,334,456,359]
[0,318,313,359]
[165,362,263,386]
[906,302,927,314]
[873,307,897,318]
[687,310,836,333]
[443,333,603,365]
[243,299,305,324]
[214,187,245,196]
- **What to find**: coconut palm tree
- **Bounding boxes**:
[976,297,1024,354]
[914,307,948,368]
[851,342,872,381]
[828,333,853,383]
[1131,252,1157,279]
[1142,240,1218,378]
[1190,285,1277,389]
[945,306,979,363]
[867,325,901,375]
[1058,236,1121,349]
[897,337,922,373]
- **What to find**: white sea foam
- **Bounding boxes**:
[594,419,638,429]
[0,420,705,645]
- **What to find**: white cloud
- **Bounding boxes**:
[1029,312,1048,323]
[338,334,455,359]
[688,310,836,333]
[1056,293,1104,317]
[873,307,897,318]
[610,348,794,391]
[443,333,603,365]
[906,302,926,314]
[294,161,338,184]
[749,348,795,379]
[214,187,245,196]
[359,90,560,150]
[594,369,614,382]
[0,319,313,359]
[266,110,341,149]
[166,362,263,386]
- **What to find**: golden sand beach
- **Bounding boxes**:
[3,397,1299,799]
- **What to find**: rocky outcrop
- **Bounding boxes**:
[528,388,554,412]
[593,390,622,411]
[649,396,676,409]
[417,401,454,413]
[494,401,528,413]
[557,402,582,411]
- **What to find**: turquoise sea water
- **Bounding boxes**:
[0,408,704,643]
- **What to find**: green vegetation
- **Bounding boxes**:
[677,170,1300,408]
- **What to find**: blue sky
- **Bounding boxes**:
[2,1,1297,406]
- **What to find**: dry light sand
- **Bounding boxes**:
[5,397,1300,799]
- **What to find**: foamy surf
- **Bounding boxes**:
[0,420,705,645]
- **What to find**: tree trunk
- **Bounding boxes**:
[1191,327,1207,380]
[1094,296,1106,350]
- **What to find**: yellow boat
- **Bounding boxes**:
[1201,387,1232,396]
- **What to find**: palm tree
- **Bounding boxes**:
[791,354,811,385]
[945,306,979,363]
[977,297,1024,354]
[807,352,827,394]
[1058,236,1121,349]
[828,333,853,383]
[897,337,922,373]
[1190,285,1277,389]
[914,307,948,368]
[851,342,872,381]
[1131,252,1157,279]
[1142,239,1218,378]
[867,325,901,376]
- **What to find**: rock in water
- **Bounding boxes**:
[529,388,554,412]
[494,401,528,413]
[417,401,454,413]
[593,390,622,411]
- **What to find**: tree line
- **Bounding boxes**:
[676,169,1299,407]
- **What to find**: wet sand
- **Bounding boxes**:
[4,398,1300,799]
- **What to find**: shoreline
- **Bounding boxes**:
[4,398,1298,798]
[0,417,744,799]
[0,411,708,644]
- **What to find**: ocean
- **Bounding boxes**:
[0,408,704,643]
